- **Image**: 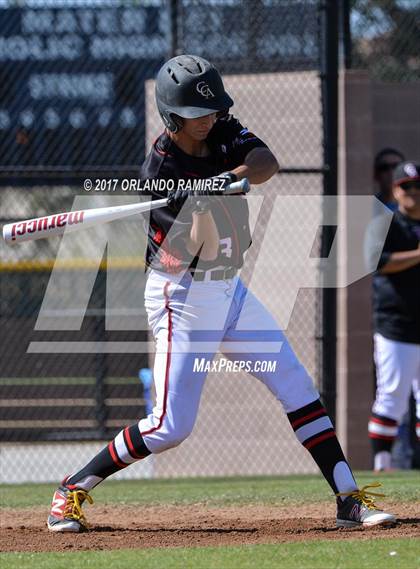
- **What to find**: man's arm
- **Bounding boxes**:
[379,245,420,274]
[185,147,279,261]
[186,211,220,261]
[230,147,279,185]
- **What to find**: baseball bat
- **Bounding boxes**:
[3,178,250,245]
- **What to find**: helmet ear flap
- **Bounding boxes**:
[170,114,184,133]
[160,112,184,133]
[216,109,229,119]
[160,111,183,133]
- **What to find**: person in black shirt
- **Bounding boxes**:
[366,162,420,471]
[142,113,262,274]
[372,148,411,471]
[47,55,395,532]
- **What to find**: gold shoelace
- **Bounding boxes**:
[336,482,386,510]
[63,490,94,526]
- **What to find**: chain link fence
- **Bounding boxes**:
[1,0,333,483]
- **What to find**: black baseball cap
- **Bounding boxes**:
[393,161,420,186]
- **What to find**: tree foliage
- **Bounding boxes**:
[350,0,420,81]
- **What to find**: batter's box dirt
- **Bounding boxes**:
[1,503,418,552]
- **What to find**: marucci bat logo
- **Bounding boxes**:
[10,210,84,241]
[196,81,214,99]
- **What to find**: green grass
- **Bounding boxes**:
[1,474,418,568]
[1,539,419,569]
[0,471,418,509]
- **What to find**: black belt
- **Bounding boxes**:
[190,266,237,281]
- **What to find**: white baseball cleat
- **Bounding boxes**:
[336,483,396,528]
[47,483,93,533]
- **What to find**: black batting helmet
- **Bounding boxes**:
[155,54,233,133]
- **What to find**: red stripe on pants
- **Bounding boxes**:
[140,281,172,437]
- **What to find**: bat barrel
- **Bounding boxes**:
[2,198,169,245]
[2,211,86,244]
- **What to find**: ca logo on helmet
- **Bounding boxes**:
[196,81,214,99]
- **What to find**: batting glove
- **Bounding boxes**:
[167,187,190,211]
[216,171,238,187]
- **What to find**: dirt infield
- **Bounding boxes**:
[1,502,418,552]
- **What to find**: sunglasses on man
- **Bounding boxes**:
[376,162,401,173]
[399,181,420,191]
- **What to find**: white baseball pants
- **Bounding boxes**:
[372,332,420,422]
[138,270,319,454]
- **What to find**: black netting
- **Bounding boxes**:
[1,1,330,482]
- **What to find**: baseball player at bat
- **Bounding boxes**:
[47,55,395,532]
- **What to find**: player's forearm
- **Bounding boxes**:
[231,148,279,185]
[379,247,420,274]
[186,211,220,261]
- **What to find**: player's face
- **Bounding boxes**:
[394,181,420,214]
[182,113,217,140]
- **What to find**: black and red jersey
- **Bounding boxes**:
[369,211,420,344]
[140,114,268,273]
